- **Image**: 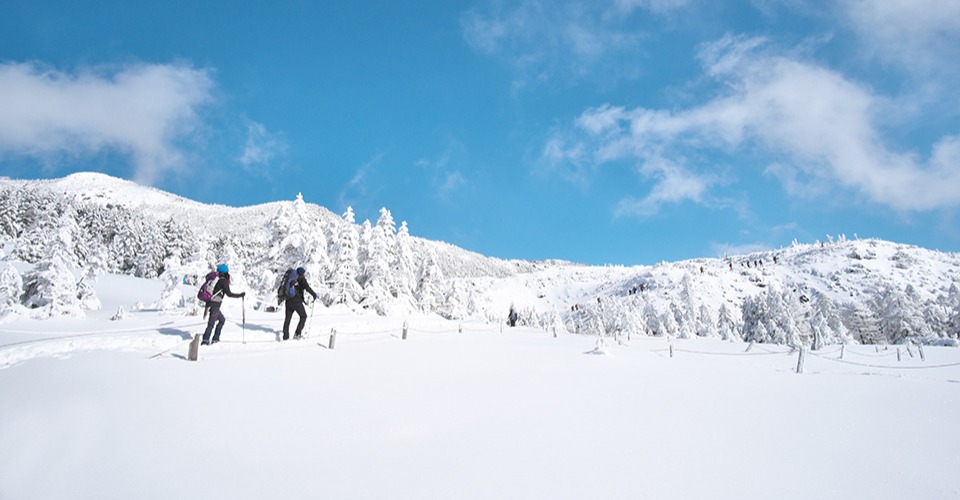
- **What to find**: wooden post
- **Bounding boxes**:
[188,334,200,361]
[459,324,463,334]
[918,343,926,362]
[896,347,901,362]
[745,342,754,353]
[796,347,806,374]
[553,326,558,338]
[840,344,845,360]
[402,321,408,340]
[328,329,337,350]
[669,343,674,358]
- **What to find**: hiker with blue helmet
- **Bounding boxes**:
[202,264,246,345]
[283,266,318,341]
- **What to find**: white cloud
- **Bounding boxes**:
[461,0,683,89]
[615,156,715,217]
[238,120,287,174]
[841,0,960,76]
[544,35,960,214]
[0,61,213,184]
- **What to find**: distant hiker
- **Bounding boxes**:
[282,267,319,341]
[201,264,246,345]
[508,306,518,327]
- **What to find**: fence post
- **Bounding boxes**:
[188,334,200,361]
[897,347,901,362]
[745,342,754,353]
[459,324,463,334]
[553,325,558,338]
[796,347,806,374]
[328,328,337,350]
[402,321,408,340]
[918,342,926,362]
[840,344,845,360]
[669,343,674,358]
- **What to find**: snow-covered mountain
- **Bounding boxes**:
[1,172,958,345]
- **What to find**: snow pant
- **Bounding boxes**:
[202,302,225,343]
[283,298,307,340]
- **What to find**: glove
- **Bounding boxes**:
[240,292,246,298]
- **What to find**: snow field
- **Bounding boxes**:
[2,313,959,499]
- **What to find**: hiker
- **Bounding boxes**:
[202,264,246,345]
[282,267,319,340]
[508,306,518,327]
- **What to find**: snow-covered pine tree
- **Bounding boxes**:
[329,207,362,307]
[697,304,717,338]
[76,263,102,311]
[844,300,882,344]
[716,302,740,341]
[20,216,84,318]
[156,256,185,311]
[359,208,397,313]
[0,263,24,317]
[809,291,849,348]
[390,221,416,302]
[415,249,444,313]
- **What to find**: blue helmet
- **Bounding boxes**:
[217,264,229,274]
[296,267,306,275]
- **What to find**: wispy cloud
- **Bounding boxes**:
[416,140,468,200]
[461,0,684,90]
[238,119,287,175]
[841,0,960,77]
[0,61,213,185]
[544,34,960,215]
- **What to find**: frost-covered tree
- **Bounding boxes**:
[391,221,416,301]
[845,300,882,344]
[0,263,24,316]
[329,207,362,306]
[20,219,84,318]
[877,285,930,344]
[156,256,186,311]
[809,291,849,348]
[359,208,397,312]
[716,302,741,341]
[76,264,102,312]
[697,304,717,338]
[415,249,444,313]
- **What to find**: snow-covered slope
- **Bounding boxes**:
[1,173,958,346]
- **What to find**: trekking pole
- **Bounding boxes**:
[242,296,246,345]
[306,298,315,337]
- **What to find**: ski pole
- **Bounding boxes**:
[306,297,315,337]
[242,296,246,345]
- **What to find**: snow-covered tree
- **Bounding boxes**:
[20,218,84,318]
[156,256,186,311]
[716,302,741,341]
[359,208,397,313]
[415,249,444,313]
[0,263,24,317]
[329,207,362,306]
[391,221,416,301]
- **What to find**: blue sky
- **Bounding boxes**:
[1,0,959,266]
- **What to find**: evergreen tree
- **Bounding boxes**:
[359,208,397,313]
[21,219,84,318]
[716,302,740,341]
[330,207,362,306]
[0,263,24,317]
[415,249,444,313]
[391,221,416,301]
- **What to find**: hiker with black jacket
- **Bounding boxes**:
[201,264,246,345]
[283,267,319,341]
